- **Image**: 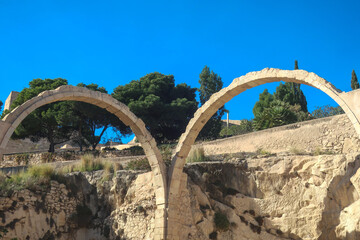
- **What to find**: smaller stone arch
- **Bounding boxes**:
[166,68,360,238]
[0,85,167,240]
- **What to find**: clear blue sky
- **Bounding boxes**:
[1,0,360,142]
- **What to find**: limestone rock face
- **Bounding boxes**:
[0,170,156,240]
[1,153,360,239]
[181,153,360,240]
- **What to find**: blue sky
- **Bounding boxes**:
[1,0,360,142]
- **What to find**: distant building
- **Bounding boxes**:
[4,91,19,111]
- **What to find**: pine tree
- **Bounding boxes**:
[198,66,224,140]
[273,60,308,112]
[351,70,359,90]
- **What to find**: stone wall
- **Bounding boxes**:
[1,149,145,168]
[0,170,156,240]
[194,114,360,156]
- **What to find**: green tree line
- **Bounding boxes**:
[2,62,355,151]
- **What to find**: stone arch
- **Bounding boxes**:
[166,68,360,238]
[0,85,167,240]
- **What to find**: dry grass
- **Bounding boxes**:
[186,147,208,163]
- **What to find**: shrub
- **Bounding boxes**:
[289,147,306,155]
[256,148,272,156]
[0,165,63,196]
[79,154,103,172]
[41,152,55,163]
[159,144,175,166]
[125,158,151,171]
[313,147,335,156]
[128,146,145,156]
[186,147,208,163]
[214,212,230,231]
[220,119,253,137]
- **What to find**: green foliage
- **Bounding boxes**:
[186,147,208,163]
[273,82,308,112]
[351,70,359,90]
[253,100,298,130]
[0,100,2,114]
[289,147,306,155]
[255,148,272,157]
[41,152,55,163]
[294,60,299,70]
[125,158,151,171]
[198,66,224,140]
[128,146,145,155]
[220,120,253,137]
[71,83,131,151]
[312,147,335,156]
[0,165,62,196]
[8,78,72,152]
[311,105,344,119]
[252,61,309,131]
[253,89,274,117]
[78,154,104,172]
[214,212,230,231]
[159,144,175,166]
[112,72,198,143]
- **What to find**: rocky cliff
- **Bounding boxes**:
[177,152,360,240]
[1,152,360,239]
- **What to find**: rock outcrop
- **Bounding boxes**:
[180,153,360,240]
[0,170,156,240]
[1,153,360,239]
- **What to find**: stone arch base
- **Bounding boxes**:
[0,85,167,240]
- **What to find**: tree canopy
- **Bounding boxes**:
[71,83,130,150]
[252,61,310,130]
[197,66,224,140]
[351,70,359,90]
[112,72,198,143]
[9,78,71,152]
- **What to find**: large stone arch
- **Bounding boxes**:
[0,85,167,240]
[166,68,360,239]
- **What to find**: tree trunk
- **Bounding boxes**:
[79,122,83,152]
[48,132,55,153]
[92,125,108,150]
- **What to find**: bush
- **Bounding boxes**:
[159,144,175,166]
[255,148,272,157]
[186,147,208,163]
[220,120,253,137]
[289,147,306,155]
[79,154,103,172]
[125,158,151,171]
[312,105,344,119]
[312,147,335,156]
[214,212,230,231]
[128,146,145,155]
[0,165,63,196]
[41,152,55,163]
